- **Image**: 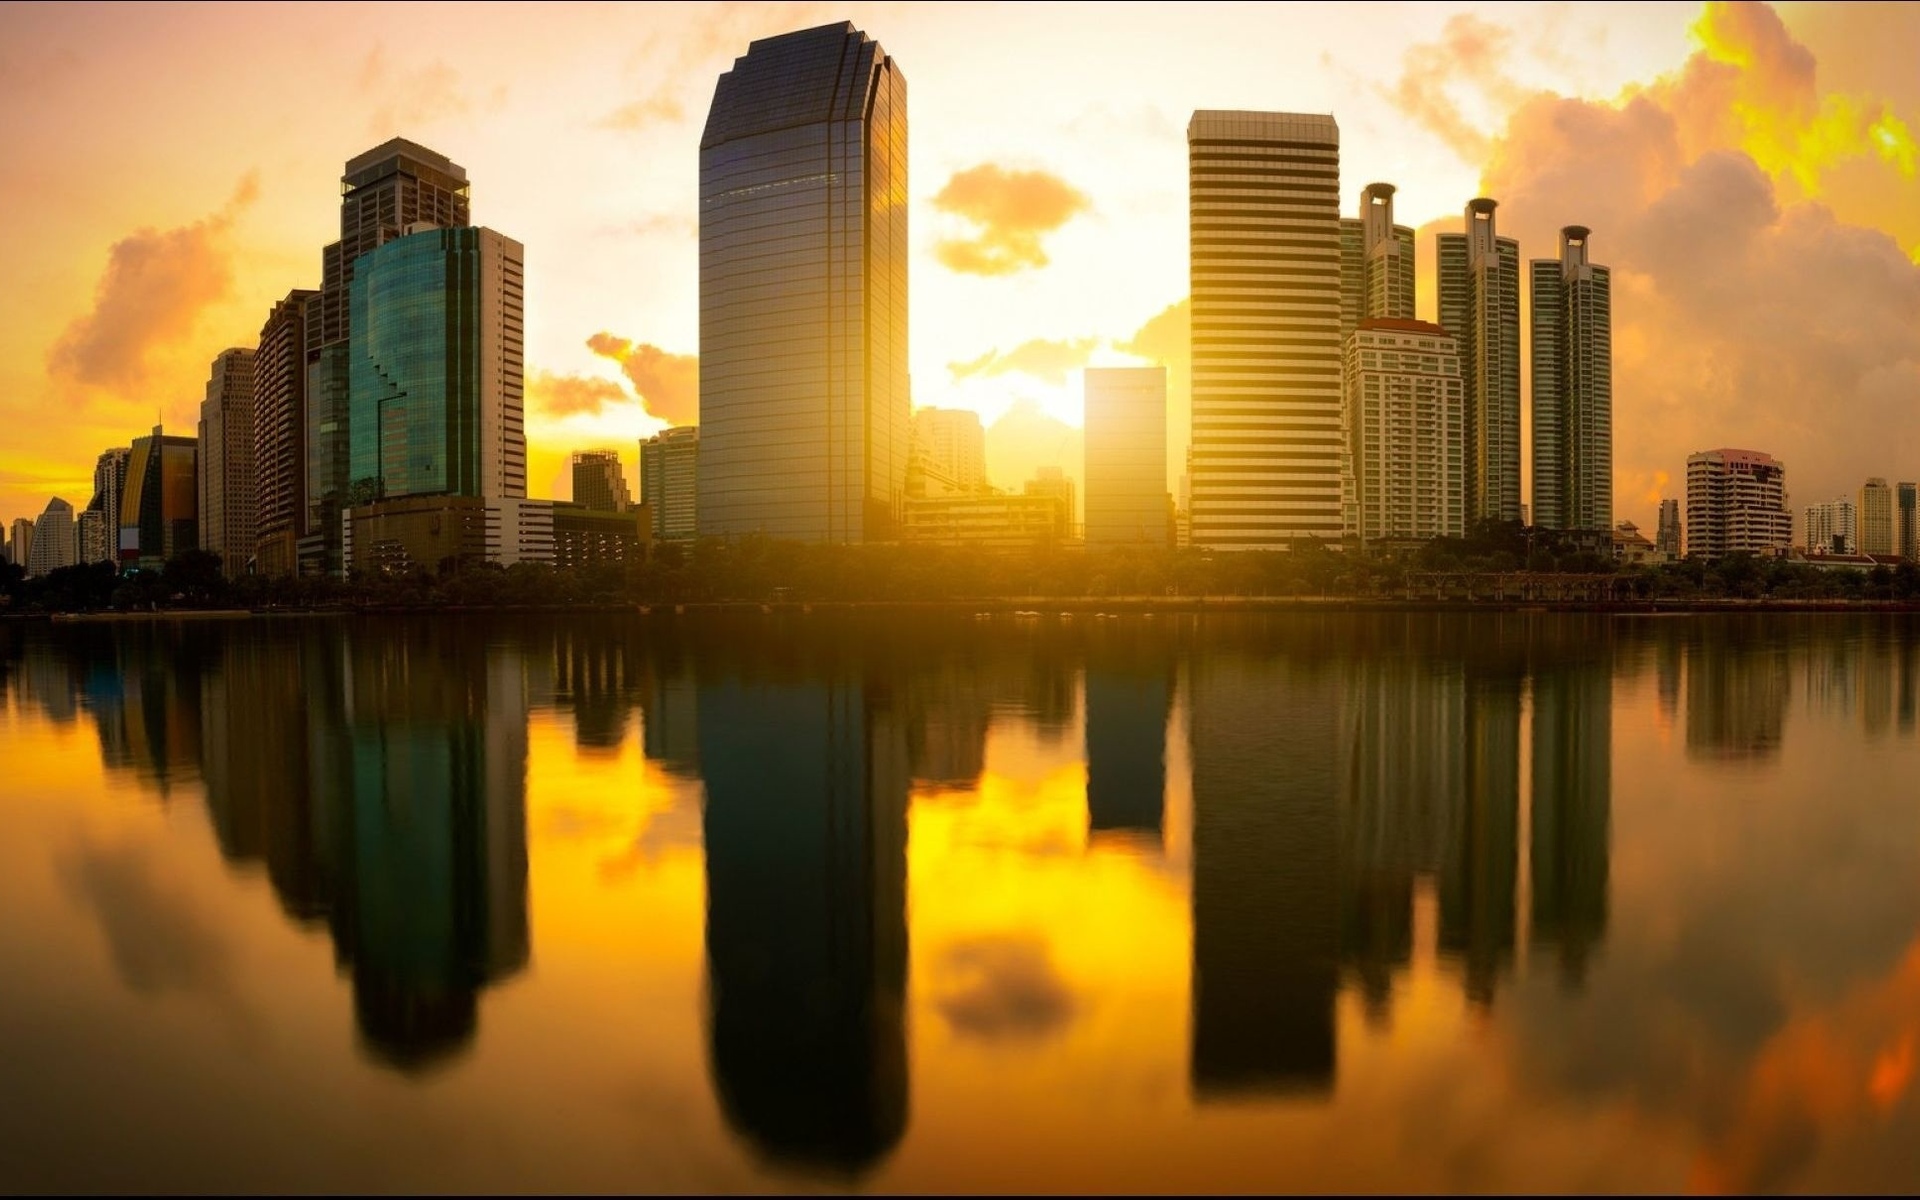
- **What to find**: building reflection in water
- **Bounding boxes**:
[1528,641,1612,990]
[1685,621,1790,761]
[1439,646,1523,1007]
[1083,632,1172,841]
[1188,631,1342,1099]
[697,632,909,1178]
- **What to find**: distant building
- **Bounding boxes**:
[74,510,107,569]
[85,447,131,564]
[1686,448,1791,560]
[1611,521,1660,566]
[551,502,650,571]
[6,518,29,568]
[571,449,632,513]
[1024,468,1076,539]
[1084,367,1169,548]
[1530,226,1612,532]
[198,347,258,577]
[698,23,908,543]
[1655,498,1683,559]
[1805,498,1859,555]
[1437,198,1523,525]
[640,426,698,540]
[252,289,317,577]
[1342,318,1464,550]
[121,426,198,567]
[900,491,1070,549]
[910,408,988,495]
[1899,482,1918,561]
[1859,477,1894,556]
[343,495,555,575]
[1188,110,1343,549]
[1339,181,1415,336]
[25,498,77,577]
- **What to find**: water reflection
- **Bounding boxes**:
[7,613,1920,1191]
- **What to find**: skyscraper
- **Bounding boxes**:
[1338,182,1414,336]
[120,426,198,567]
[1685,448,1791,560]
[85,447,131,564]
[24,498,75,577]
[306,140,471,574]
[1899,482,1918,561]
[641,426,699,540]
[1530,226,1613,532]
[1343,319,1464,548]
[1805,497,1858,555]
[253,289,316,577]
[1084,366,1170,547]
[570,449,631,512]
[1437,199,1522,525]
[1188,111,1343,550]
[1859,477,1893,556]
[909,408,988,495]
[698,23,908,543]
[197,347,257,577]
[5,518,29,569]
[1656,498,1683,559]
[347,226,526,504]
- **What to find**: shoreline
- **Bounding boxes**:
[14,596,1920,621]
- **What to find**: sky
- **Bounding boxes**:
[0,0,1915,536]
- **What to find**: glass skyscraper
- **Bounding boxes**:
[1437,199,1522,525]
[348,226,527,503]
[697,22,909,543]
[1530,226,1613,532]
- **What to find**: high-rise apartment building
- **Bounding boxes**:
[1530,226,1612,531]
[306,140,471,574]
[1339,182,1414,336]
[1685,448,1791,560]
[1656,498,1683,559]
[197,347,257,576]
[1343,318,1464,548]
[1084,367,1170,547]
[25,498,76,577]
[1859,477,1893,556]
[571,449,632,512]
[641,426,699,540]
[347,226,526,504]
[74,510,107,567]
[698,23,908,543]
[1898,482,1918,561]
[252,289,316,577]
[1188,111,1343,549]
[7,518,32,570]
[909,408,988,495]
[85,447,131,564]
[1437,199,1522,525]
[1805,498,1858,554]
[121,425,198,567]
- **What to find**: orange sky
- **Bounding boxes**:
[0,1,1915,535]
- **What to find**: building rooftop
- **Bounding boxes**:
[701,22,893,150]
[343,137,466,183]
[1188,110,1337,143]
[1356,317,1450,336]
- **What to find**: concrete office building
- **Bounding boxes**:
[1899,482,1918,561]
[1342,318,1464,549]
[1339,182,1414,335]
[305,139,472,575]
[75,511,107,568]
[252,289,317,576]
[7,518,31,569]
[25,498,76,577]
[1686,448,1791,560]
[1806,497,1859,555]
[1084,367,1170,547]
[197,347,257,576]
[1656,498,1683,559]
[1859,477,1894,556]
[1530,226,1613,531]
[1437,199,1522,525]
[121,426,198,567]
[571,449,631,512]
[641,426,699,540]
[1188,110,1344,549]
[697,23,908,543]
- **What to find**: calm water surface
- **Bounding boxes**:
[3,613,1919,1193]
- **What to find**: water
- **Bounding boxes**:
[2,612,1918,1193]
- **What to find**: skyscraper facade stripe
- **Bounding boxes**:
[1530,226,1613,531]
[697,22,908,544]
[1188,110,1343,550]
[252,289,316,577]
[1436,199,1522,526]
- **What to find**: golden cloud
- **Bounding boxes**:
[586,332,698,426]
[527,370,632,418]
[47,175,258,395]
[949,336,1099,385]
[1380,13,1528,163]
[932,164,1091,275]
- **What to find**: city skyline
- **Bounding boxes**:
[2,2,1915,539]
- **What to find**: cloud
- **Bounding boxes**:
[587,332,698,425]
[528,369,633,419]
[948,336,1099,385]
[932,164,1091,275]
[598,90,684,131]
[358,48,504,136]
[47,176,257,394]
[1380,13,1530,163]
[932,932,1080,1044]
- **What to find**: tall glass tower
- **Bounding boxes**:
[1437,199,1522,525]
[1530,226,1613,532]
[697,22,908,543]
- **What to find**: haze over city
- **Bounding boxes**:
[2,0,1915,536]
